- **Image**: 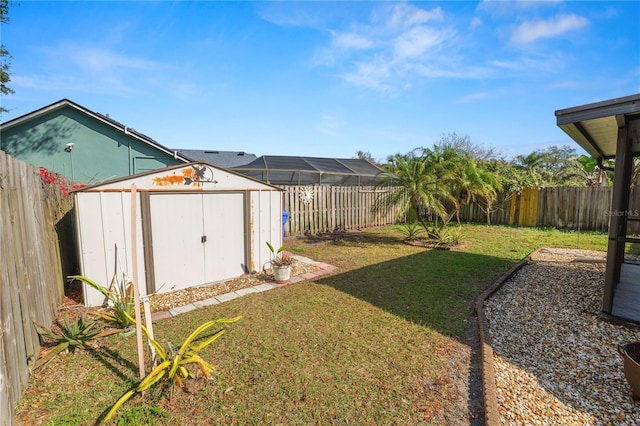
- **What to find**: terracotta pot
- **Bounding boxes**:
[272,265,291,284]
[619,342,640,401]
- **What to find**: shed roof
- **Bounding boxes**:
[177,149,257,168]
[1,98,191,163]
[555,94,640,159]
[75,162,280,192]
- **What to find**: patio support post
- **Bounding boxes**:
[603,123,633,313]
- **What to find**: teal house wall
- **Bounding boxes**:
[1,99,188,183]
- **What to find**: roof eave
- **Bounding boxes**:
[1,99,190,163]
[555,94,640,159]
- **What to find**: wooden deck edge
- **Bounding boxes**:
[474,248,540,426]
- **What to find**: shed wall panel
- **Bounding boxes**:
[203,193,246,281]
[149,193,206,293]
[76,191,146,306]
[148,192,247,293]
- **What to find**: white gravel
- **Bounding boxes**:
[484,248,640,425]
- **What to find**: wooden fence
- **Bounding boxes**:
[460,186,640,234]
[0,151,66,426]
[282,184,639,235]
[282,185,402,235]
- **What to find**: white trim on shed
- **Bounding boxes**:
[73,162,283,307]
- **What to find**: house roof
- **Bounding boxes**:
[177,149,257,168]
[231,155,384,186]
[555,94,640,159]
[233,155,383,176]
[1,98,191,163]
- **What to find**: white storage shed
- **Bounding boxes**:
[73,162,283,307]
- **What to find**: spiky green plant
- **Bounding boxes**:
[71,275,136,329]
[396,221,425,241]
[34,315,104,370]
[429,225,464,247]
[103,316,242,422]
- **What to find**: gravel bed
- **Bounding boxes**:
[484,248,640,425]
[148,259,318,312]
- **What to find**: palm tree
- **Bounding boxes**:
[474,167,502,225]
[374,152,449,232]
[421,144,464,225]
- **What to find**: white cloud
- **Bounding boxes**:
[546,80,581,90]
[318,113,347,136]
[324,4,456,91]
[470,17,483,31]
[393,26,449,60]
[477,0,563,17]
[510,14,589,44]
[304,2,588,93]
[63,45,156,73]
[454,92,491,104]
[332,31,375,50]
[342,60,392,91]
[387,3,443,28]
[489,53,565,74]
[22,43,169,96]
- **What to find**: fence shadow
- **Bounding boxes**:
[300,228,406,246]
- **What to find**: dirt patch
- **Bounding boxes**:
[403,239,470,251]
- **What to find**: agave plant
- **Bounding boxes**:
[104,316,242,422]
[396,221,425,241]
[71,275,136,329]
[34,315,104,370]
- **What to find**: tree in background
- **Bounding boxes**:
[375,133,503,233]
[0,0,13,116]
[435,132,498,162]
[426,134,502,225]
[354,150,381,166]
[513,145,583,186]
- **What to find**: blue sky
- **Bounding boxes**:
[2,1,639,162]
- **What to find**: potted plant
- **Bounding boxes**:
[266,241,294,283]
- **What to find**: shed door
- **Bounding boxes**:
[148,192,246,293]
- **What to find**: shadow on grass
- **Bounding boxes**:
[89,345,140,383]
[315,248,516,337]
[299,228,406,246]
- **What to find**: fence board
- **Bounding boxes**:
[465,185,638,233]
[281,184,638,236]
[280,185,401,235]
[0,151,66,426]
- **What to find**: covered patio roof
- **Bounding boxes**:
[555,94,640,159]
[555,93,640,323]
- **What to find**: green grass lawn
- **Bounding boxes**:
[16,224,607,425]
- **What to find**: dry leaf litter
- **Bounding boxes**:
[484,248,640,425]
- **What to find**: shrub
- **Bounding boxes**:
[104,316,242,422]
[430,225,464,248]
[396,221,425,241]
